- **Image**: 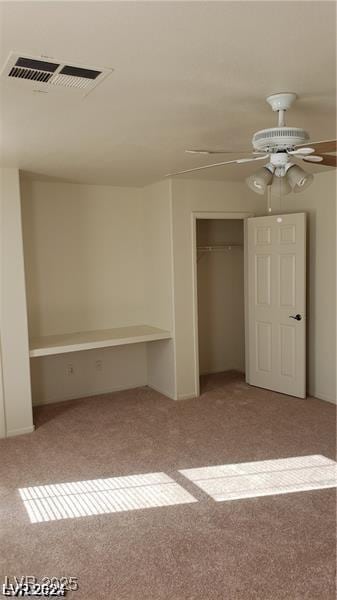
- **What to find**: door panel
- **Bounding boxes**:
[255,226,271,245]
[279,254,296,307]
[256,321,272,373]
[255,255,271,305]
[279,224,296,244]
[280,324,295,377]
[246,213,306,398]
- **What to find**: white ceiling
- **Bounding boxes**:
[0,1,336,186]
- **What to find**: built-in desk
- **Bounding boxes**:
[29,325,172,357]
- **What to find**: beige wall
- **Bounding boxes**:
[170,178,264,399]
[197,219,245,375]
[0,168,34,436]
[271,170,336,403]
[143,180,177,399]
[0,349,5,438]
[21,180,146,337]
[21,179,148,404]
[21,178,176,405]
[30,344,147,405]
[0,172,5,437]
[143,179,174,331]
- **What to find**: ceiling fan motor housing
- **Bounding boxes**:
[253,127,309,152]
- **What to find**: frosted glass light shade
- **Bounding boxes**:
[246,167,273,195]
[271,175,292,196]
[287,164,314,193]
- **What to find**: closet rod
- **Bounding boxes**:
[197,244,243,251]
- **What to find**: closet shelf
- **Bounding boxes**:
[29,325,172,358]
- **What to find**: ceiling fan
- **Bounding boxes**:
[168,92,336,195]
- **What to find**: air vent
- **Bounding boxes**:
[0,52,113,97]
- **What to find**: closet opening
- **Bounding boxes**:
[194,216,247,395]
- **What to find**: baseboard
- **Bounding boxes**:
[176,392,197,401]
[32,381,147,406]
[147,382,176,400]
[148,383,196,402]
[309,390,337,404]
[7,425,35,437]
[148,382,194,401]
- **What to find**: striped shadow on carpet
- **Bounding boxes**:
[18,472,197,523]
[179,455,337,502]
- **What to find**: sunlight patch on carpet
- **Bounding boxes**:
[19,472,197,523]
[179,455,337,501]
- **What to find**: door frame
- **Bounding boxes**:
[191,211,254,396]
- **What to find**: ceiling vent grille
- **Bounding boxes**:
[50,73,92,89]
[0,53,112,97]
[8,67,53,83]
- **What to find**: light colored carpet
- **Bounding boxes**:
[0,371,336,599]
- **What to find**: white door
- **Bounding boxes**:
[245,213,306,398]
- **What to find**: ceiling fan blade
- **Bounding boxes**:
[303,154,337,167]
[185,149,253,155]
[166,155,268,177]
[297,155,323,162]
[288,148,315,156]
[296,140,336,154]
[236,156,269,163]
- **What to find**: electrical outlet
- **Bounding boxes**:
[95,359,103,371]
[66,363,74,376]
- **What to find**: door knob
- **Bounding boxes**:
[289,314,302,321]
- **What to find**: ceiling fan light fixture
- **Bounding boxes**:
[287,164,314,193]
[246,166,274,195]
